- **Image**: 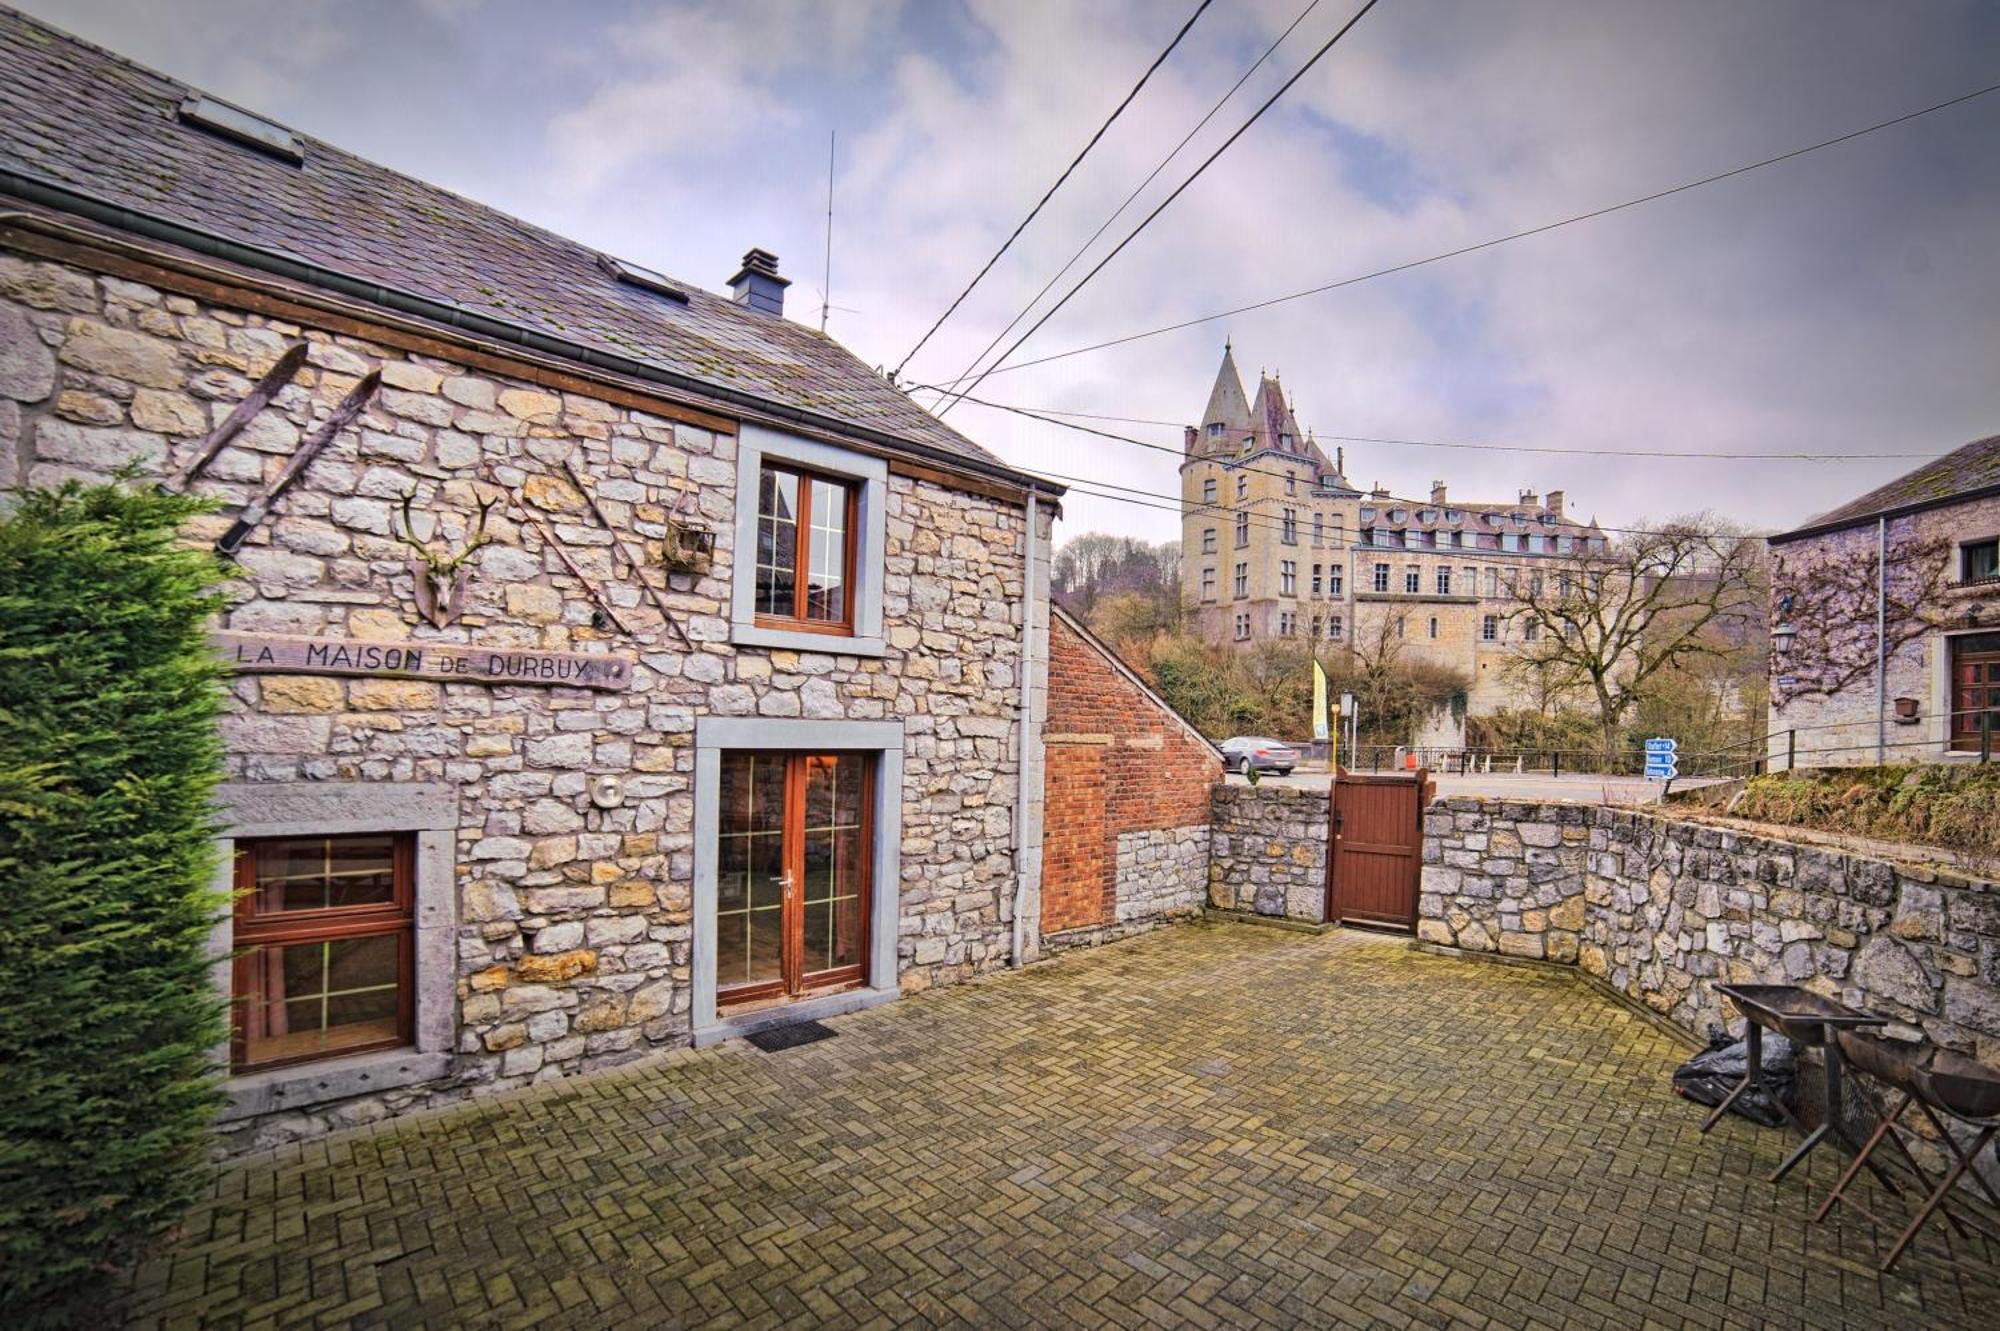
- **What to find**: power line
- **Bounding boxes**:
[924,77,2000,388]
[924,0,1328,413]
[890,0,1216,379]
[933,0,1383,416]
[931,388,1937,461]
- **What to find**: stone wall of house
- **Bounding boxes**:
[1038,612,1220,942]
[1208,783,1328,922]
[1,248,1050,1150]
[1421,797,2000,1057]
[1768,501,2000,767]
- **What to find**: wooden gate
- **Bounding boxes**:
[1326,770,1428,930]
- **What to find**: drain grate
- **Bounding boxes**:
[745,1020,837,1052]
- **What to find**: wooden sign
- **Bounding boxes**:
[214,632,634,691]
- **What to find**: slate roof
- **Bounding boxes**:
[0,7,1026,479]
[1775,433,2000,541]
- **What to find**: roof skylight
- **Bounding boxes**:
[597,254,689,304]
[178,95,303,164]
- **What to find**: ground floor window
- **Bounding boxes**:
[232,833,414,1071]
[717,751,873,1004]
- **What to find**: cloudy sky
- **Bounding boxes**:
[24,0,2000,546]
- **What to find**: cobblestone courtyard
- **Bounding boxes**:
[121,925,2000,1328]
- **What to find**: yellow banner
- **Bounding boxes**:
[1312,658,1329,742]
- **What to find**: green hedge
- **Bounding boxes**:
[0,484,231,1325]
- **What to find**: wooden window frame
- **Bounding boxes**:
[231,833,415,1073]
[718,752,876,1006]
[754,461,860,636]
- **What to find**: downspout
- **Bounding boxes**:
[1012,488,1040,968]
[1876,515,1887,764]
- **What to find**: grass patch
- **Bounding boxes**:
[1733,764,2000,861]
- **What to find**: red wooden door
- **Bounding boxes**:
[1950,632,2000,752]
[1327,772,1426,930]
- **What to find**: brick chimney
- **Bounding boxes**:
[1545,489,1565,518]
[1518,488,1539,508]
[1430,480,1447,505]
[727,248,790,316]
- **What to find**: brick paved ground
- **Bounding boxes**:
[119,924,2000,1328]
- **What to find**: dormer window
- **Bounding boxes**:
[1418,508,1436,523]
[1539,513,1556,526]
[1444,509,1462,522]
[1390,508,1407,523]
[1359,506,1377,522]
[1207,423,1224,437]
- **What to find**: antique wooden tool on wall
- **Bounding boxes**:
[510,482,643,639]
[166,341,308,491]
[561,456,693,649]
[216,369,382,555]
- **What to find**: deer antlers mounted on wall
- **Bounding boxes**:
[395,486,499,627]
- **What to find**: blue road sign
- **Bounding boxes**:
[1644,761,1679,781]
[1644,737,1678,756]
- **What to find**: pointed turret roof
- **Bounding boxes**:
[1201,341,1252,436]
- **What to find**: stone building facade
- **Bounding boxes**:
[1177,343,1608,717]
[1420,797,2000,1059]
[1766,434,2000,766]
[0,11,1060,1151]
[1040,606,1222,946]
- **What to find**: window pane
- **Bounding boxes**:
[805,477,849,622]
[801,754,866,973]
[755,466,799,617]
[716,752,787,990]
[240,933,402,1066]
[250,834,396,914]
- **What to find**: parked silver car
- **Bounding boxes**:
[1220,736,1299,775]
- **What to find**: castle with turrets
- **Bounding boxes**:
[1179,343,1607,717]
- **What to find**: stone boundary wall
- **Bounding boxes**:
[1209,784,1329,923]
[1421,797,2000,1054]
[1115,825,1209,925]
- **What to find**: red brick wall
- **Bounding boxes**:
[1040,613,1224,934]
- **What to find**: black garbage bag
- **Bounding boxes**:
[1672,1030,1798,1128]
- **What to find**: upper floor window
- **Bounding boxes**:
[1280,560,1298,596]
[1236,512,1250,547]
[1234,563,1249,598]
[756,462,856,631]
[1329,566,1344,596]
[1964,537,2000,583]
[1281,509,1298,544]
[1236,475,1249,502]
[1485,568,1499,597]
[1372,562,1390,592]
[1279,612,1295,636]
[233,834,414,1071]
[1201,567,1217,601]
[1313,513,1324,546]
[1311,564,1322,596]
[1286,471,1297,495]
[1524,620,1540,642]
[1207,423,1224,437]
[732,426,886,655]
[1436,568,1452,595]
[1203,478,1218,504]
[1328,614,1343,640]
[1360,527,1377,547]
[1404,566,1421,594]
[1202,527,1217,554]
[1481,615,1498,642]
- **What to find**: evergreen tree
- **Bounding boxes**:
[0,484,231,1325]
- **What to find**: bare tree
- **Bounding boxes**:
[1503,515,1766,758]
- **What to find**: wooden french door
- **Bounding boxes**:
[716,751,872,1004]
[1950,632,2000,752]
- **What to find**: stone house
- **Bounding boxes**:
[1767,432,2000,766]
[1040,606,1223,947]
[1177,342,1609,719]
[0,11,1063,1150]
